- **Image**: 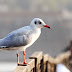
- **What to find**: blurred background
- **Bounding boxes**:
[0,0,72,72]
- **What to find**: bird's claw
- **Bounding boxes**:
[23,62,30,65]
[18,63,27,66]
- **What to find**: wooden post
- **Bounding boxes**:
[14,51,71,72]
[43,54,57,72]
[69,49,72,72]
[14,59,35,72]
[43,54,49,72]
[29,51,43,72]
[54,64,56,72]
[40,58,44,72]
[26,59,35,72]
[51,64,54,72]
[14,66,27,72]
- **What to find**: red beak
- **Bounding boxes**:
[43,25,50,29]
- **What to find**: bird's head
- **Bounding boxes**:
[30,18,50,29]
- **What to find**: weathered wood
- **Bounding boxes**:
[51,64,54,72]
[43,54,49,62]
[14,59,35,72]
[41,59,44,72]
[48,62,51,72]
[26,59,35,72]
[43,54,51,72]
[30,51,43,64]
[29,51,43,72]
[44,61,46,72]
[44,51,71,64]
[54,64,56,72]
[14,51,71,72]
[54,51,71,64]
[44,51,71,72]
[14,66,27,72]
[45,61,48,72]
[43,54,48,72]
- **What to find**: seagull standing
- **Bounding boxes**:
[0,18,50,65]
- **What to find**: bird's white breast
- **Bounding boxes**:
[24,28,41,49]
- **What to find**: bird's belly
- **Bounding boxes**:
[25,33,40,49]
[25,36,38,48]
[18,41,36,51]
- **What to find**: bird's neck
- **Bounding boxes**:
[32,27,41,34]
[30,25,41,32]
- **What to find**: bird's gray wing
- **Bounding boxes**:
[4,26,31,39]
[0,35,31,48]
[0,26,32,48]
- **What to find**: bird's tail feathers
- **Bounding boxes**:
[0,46,8,50]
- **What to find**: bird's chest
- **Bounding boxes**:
[27,30,41,47]
[32,31,40,42]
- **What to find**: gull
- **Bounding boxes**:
[57,63,70,72]
[0,18,50,65]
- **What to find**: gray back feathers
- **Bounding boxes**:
[0,26,32,48]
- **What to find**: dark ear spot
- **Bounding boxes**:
[38,21,42,24]
[34,21,37,24]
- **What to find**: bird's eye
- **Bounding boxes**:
[34,21,37,24]
[38,21,41,24]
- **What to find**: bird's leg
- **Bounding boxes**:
[23,51,30,65]
[23,51,26,64]
[17,50,19,65]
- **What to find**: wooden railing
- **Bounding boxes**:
[14,51,72,72]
